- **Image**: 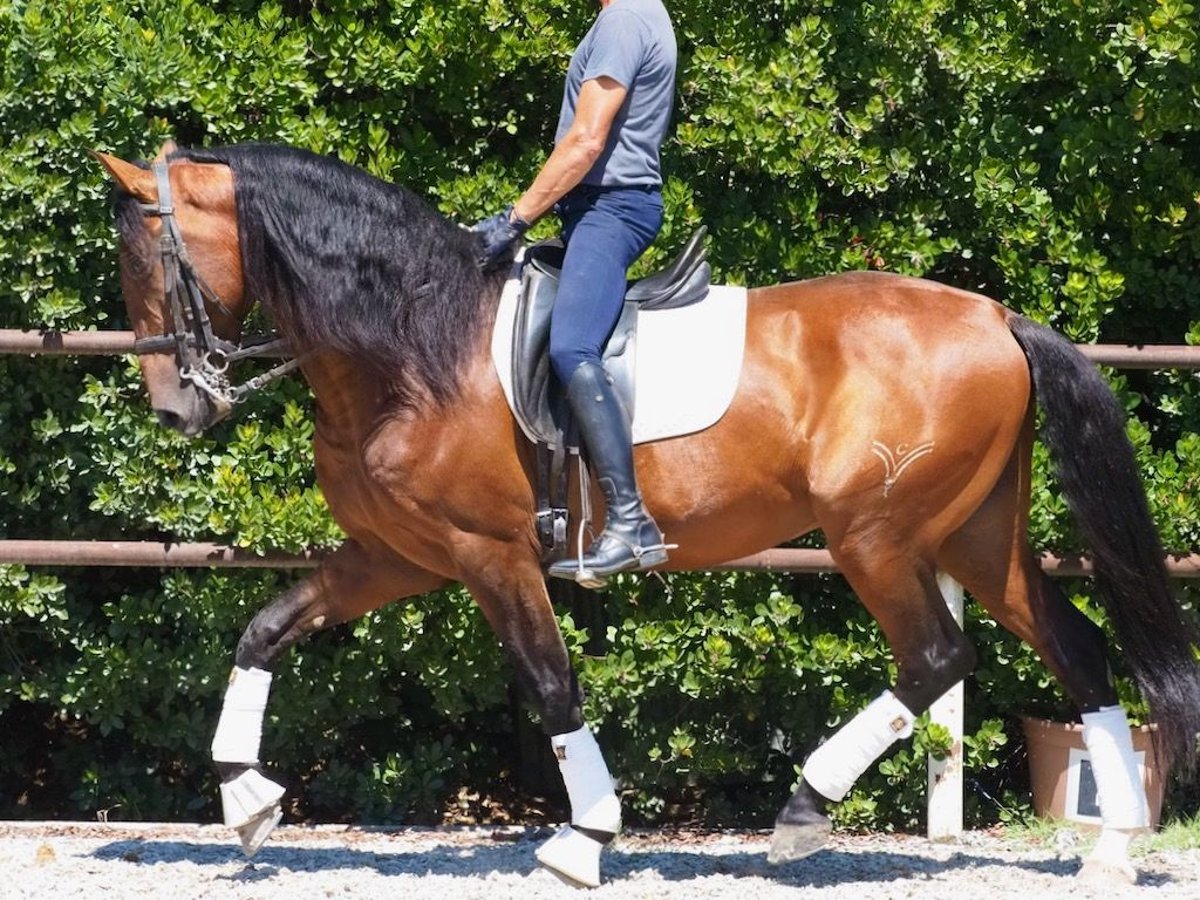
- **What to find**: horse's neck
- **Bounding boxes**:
[296,297,502,463]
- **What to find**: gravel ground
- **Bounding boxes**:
[1,822,1197,899]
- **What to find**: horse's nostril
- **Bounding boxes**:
[155,409,184,432]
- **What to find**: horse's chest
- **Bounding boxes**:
[313,425,440,527]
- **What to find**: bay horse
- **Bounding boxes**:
[96,142,1200,887]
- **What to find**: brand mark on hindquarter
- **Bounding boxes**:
[871,441,935,498]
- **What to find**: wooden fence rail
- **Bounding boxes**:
[0,329,290,357]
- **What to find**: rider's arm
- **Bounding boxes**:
[511,76,627,225]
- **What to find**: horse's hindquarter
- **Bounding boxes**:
[641,272,1032,567]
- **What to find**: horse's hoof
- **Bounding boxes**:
[535,825,604,888]
[767,820,831,864]
[237,802,282,858]
[219,768,286,829]
[220,768,286,856]
[1077,857,1137,885]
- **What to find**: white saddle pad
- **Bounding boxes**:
[492,278,748,445]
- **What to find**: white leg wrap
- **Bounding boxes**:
[211,667,273,764]
[536,726,620,887]
[1081,705,1149,830]
[803,691,916,802]
[1091,827,1136,860]
[1081,827,1140,884]
[549,725,621,832]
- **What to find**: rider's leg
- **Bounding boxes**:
[547,186,669,581]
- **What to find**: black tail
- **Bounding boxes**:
[1009,315,1200,771]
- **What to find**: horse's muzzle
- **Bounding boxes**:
[153,389,232,437]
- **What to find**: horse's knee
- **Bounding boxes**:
[542,704,585,737]
[894,634,976,714]
[235,609,287,671]
[499,643,584,736]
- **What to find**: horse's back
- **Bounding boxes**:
[744,271,1030,413]
[644,271,1032,566]
[749,270,1019,355]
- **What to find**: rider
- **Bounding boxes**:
[475,0,677,580]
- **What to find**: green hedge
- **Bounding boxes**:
[1,0,1198,830]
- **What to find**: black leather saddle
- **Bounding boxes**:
[511,226,711,449]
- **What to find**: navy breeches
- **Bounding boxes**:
[548,185,664,383]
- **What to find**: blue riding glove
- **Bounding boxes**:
[472,205,530,271]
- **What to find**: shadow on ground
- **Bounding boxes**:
[88,837,1159,890]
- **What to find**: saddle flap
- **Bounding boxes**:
[511,253,562,441]
[493,277,748,450]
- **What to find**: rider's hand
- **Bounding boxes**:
[471,205,531,271]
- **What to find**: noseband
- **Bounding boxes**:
[133,161,303,407]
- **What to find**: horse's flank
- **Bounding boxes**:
[648,272,1030,568]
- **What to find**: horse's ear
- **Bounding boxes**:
[91,150,157,204]
[153,139,178,162]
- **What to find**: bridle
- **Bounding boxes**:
[132,161,304,408]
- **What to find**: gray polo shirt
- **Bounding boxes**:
[555,0,677,188]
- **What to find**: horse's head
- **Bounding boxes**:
[95,143,252,436]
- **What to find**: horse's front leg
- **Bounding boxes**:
[211,539,447,855]
[463,556,619,888]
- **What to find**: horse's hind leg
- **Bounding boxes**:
[212,539,446,855]
[771,538,976,863]
[937,446,1148,882]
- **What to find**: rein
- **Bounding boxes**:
[133,161,304,406]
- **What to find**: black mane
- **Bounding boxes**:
[138,144,507,407]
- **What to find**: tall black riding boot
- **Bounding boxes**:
[548,362,669,582]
